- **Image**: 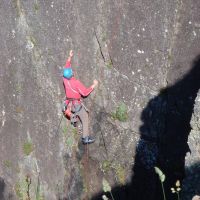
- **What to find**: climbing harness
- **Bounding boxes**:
[55,98,82,136]
[63,97,82,125]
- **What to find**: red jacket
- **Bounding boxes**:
[63,60,93,104]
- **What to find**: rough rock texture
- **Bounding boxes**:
[182,91,200,200]
[0,0,200,200]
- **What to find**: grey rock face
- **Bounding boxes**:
[186,92,200,166]
[0,0,200,199]
[182,91,200,200]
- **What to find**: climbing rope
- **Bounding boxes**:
[54,114,64,136]
[84,143,90,198]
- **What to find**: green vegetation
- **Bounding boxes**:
[102,195,109,200]
[36,177,44,200]
[15,175,44,200]
[171,180,181,200]
[101,32,107,42]
[15,182,23,199]
[33,49,43,61]
[63,124,79,148]
[63,124,77,136]
[27,35,37,47]
[34,2,39,12]
[62,125,68,136]
[15,178,29,200]
[102,178,115,200]
[101,160,112,173]
[100,161,126,185]
[66,136,74,147]
[106,60,113,69]
[15,83,22,93]
[167,52,173,62]
[155,166,182,200]
[15,164,21,174]
[113,164,126,185]
[72,126,78,136]
[112,103,128,122]
[102,178,111,193]
[155,166,166,200]
[4,160,12,168]
[13,0,23,17]
[23,141,34,156]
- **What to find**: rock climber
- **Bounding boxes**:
[62,50,98,144]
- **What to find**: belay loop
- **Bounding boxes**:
[62,98,82,125]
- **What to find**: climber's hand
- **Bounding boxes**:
[69,50,73,58]
[91,80,98,89]
[93,79,98,87]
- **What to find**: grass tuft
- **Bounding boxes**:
[112,103,128,122]
[23,141,34,156]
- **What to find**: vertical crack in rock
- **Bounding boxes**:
[165,0,183,84]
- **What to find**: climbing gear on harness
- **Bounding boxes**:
[62,102,67,113]
[62,101,72,118]
[62,98,82,124]
[64,108,72,118]
[70,113,78,125]
[63,68,73,79]
[71,101,82,113]
[82,136,95,145]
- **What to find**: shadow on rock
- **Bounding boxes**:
[91,55,200,200]
[181,162,200,200]
[0,177,5,200]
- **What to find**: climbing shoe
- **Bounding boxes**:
[82,136,95,145]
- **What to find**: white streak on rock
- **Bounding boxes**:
[193,31,197,36]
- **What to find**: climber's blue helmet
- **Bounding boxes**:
[63,68,73,79]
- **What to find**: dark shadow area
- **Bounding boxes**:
[91,55,200,200]
[0,177,5,200]
[181,162,200,200]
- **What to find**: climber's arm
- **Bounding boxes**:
[76,79,98,97]
[65,50,73,68]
